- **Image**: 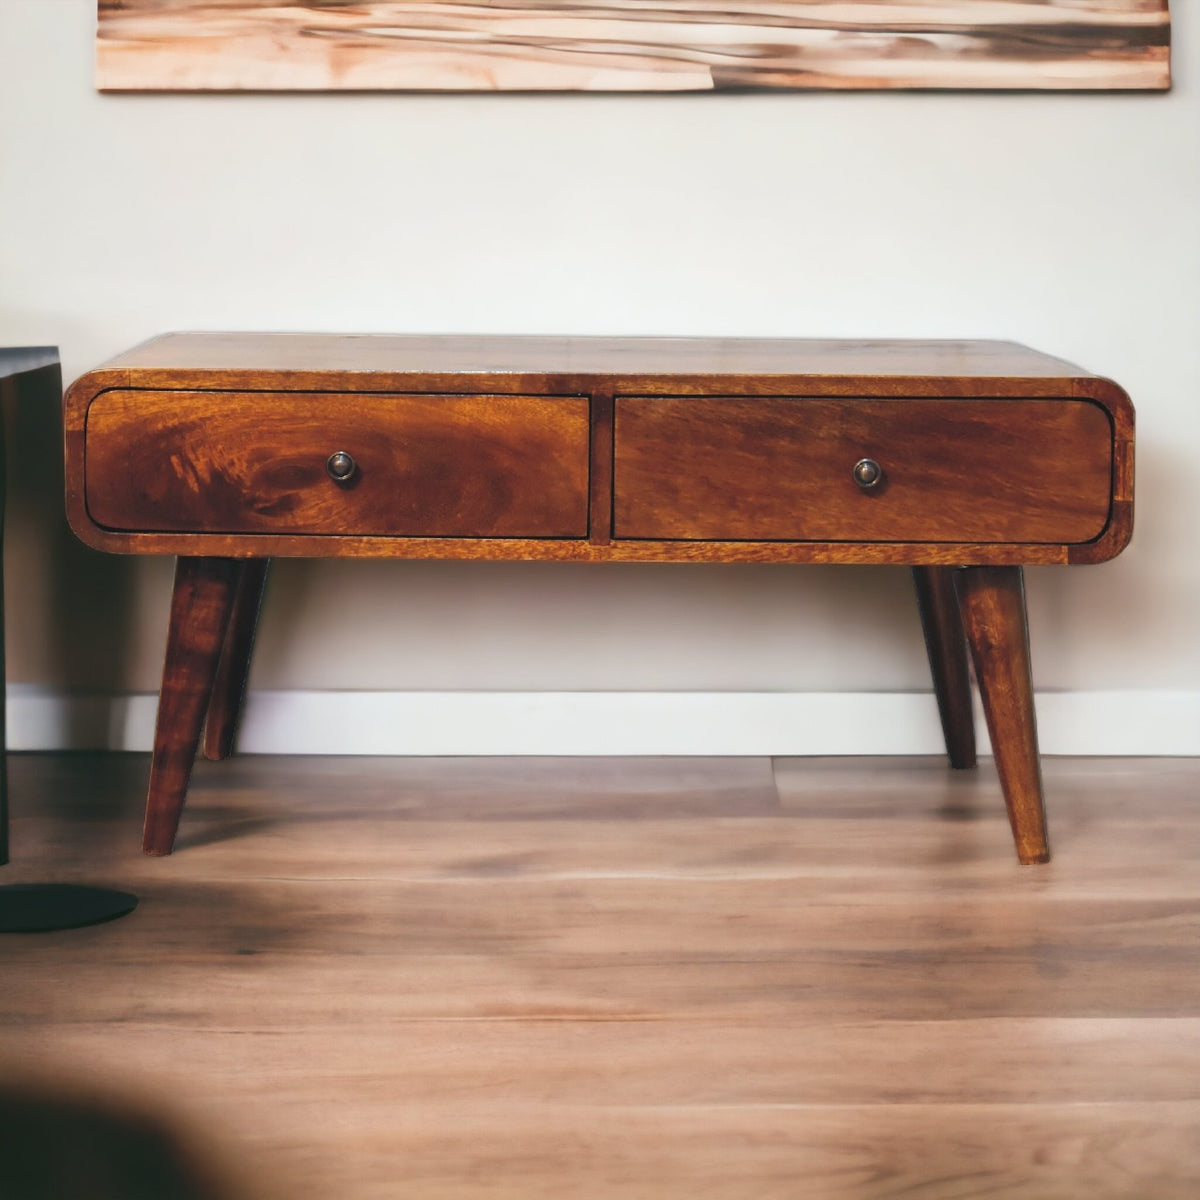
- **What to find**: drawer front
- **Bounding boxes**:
[86,390,590,538]
[614,397,1113,543]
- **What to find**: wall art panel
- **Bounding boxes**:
[97,1,1171,92]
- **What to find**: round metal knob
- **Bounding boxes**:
[326,450,356,482]
[852,458,883,490]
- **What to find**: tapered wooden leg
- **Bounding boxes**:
[143,557,242,856]
[955,566,1050,865]
[203,558,270,762]
[912,566,976,770]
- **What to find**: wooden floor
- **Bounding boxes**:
[2,753,1198,1199]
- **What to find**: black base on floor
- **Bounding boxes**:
[0,884,138,933]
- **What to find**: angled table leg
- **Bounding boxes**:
[955,565,1050,865]
[203,558,270,762]
[143,557,241,856]
[912,566,976,769]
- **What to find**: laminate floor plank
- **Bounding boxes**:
[8,1016,1199,1106]
[3,884,1197,1021]
[2,753,1197,1198]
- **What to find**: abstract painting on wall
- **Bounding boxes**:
[97,1,1172,93]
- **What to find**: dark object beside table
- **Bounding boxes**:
[0,346,136,932]
[63,334,1135,862]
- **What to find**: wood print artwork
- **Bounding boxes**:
[96,1,1171,92]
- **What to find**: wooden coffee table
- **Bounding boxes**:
[64,334,1134,861]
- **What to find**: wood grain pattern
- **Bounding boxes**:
[614,396,1113,543]
[85,390,590,539]
[587,388,615,545]
[62,334,1136,565]
[76,332,1113,380]
[956,565,1048,865]
[2,753,1199,1199]
[95,1,1172,91]
[64,334,1134,860]
[144,557,241,856]
[912,565,975,768]
[52,530,1106,565]
[203,558,270,762]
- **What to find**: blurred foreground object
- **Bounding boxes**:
[0,1082,235,1200]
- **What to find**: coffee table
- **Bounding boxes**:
[63,334,1134,861]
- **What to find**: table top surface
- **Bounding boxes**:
[89,333,1098,382]
[0,346,59,381]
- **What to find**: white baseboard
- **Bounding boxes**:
[6,686,1200,756]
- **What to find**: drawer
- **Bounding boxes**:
[614,397,1113,543]
[85,390,590,538]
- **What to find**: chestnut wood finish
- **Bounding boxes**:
[86,390,590,538]
[956,566,1049,866]
[63,335,1136,860]
[65,334,1135,566]
[912,566,976,770]
[144,557,241,857]
[65,332,1122,376]
[614,396,1112,543]
[203,559,270,763]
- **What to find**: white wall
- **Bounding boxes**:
[2,1,1198,752]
